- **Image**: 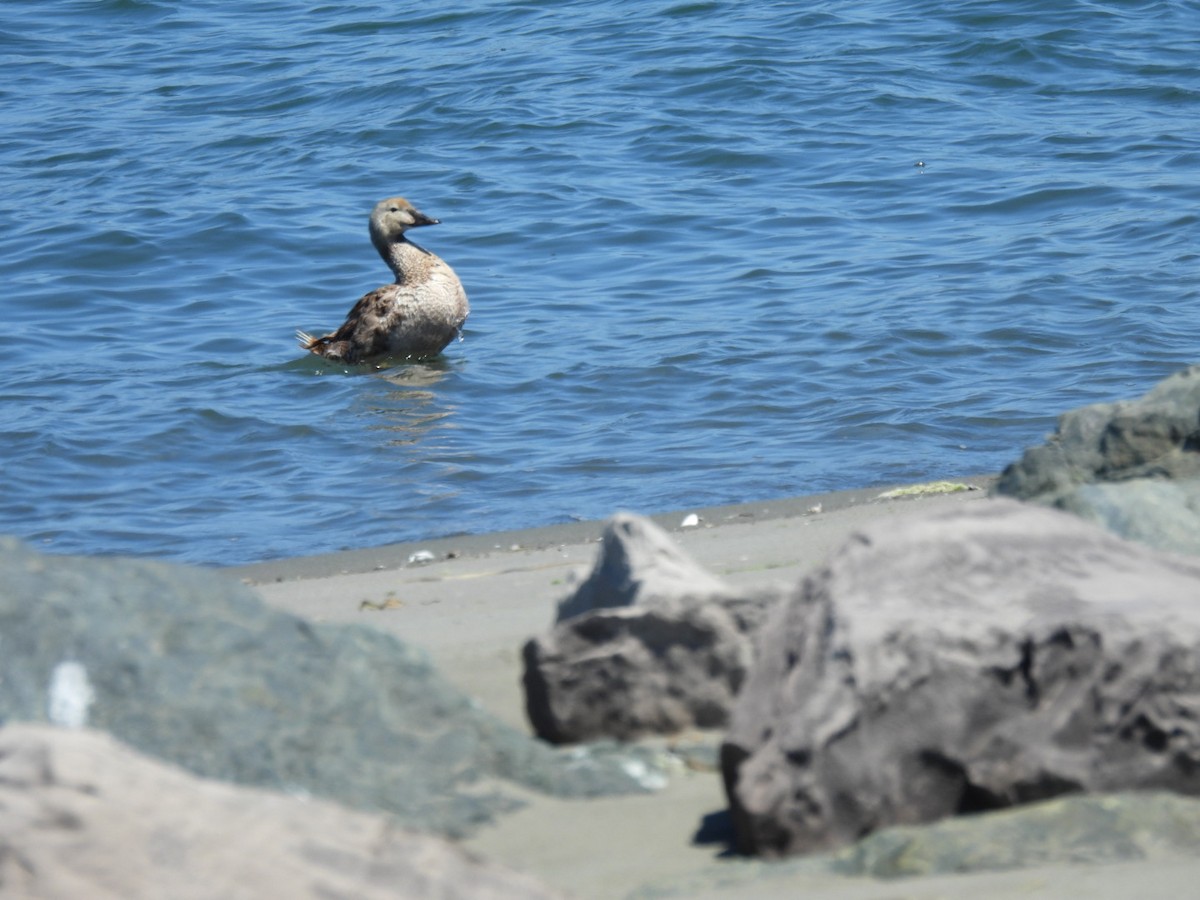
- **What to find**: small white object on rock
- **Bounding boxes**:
[680,513,701,528]
[47,660,95,729]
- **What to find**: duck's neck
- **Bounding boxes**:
[373,235,430,284]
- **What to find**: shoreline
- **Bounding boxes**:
[55,471,1200,898]
[228,474,998,584]
[236,472,1200,899]
[242,475,996,737]
[236,475,1016,900]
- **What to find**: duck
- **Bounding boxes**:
[297,197,469,363]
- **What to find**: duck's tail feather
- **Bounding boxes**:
[296,330,323,352]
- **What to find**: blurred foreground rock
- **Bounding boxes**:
[523,512,784,743]
[0,538,663,840]
[994,364,1200,556]
[722,499,1200,857]
[647,791,1200,896]
[0,723,563,900]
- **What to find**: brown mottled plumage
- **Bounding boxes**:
[297,197,469,363]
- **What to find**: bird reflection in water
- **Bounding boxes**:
[365,359,458,447]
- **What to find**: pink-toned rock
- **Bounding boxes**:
[722,499,1200,858]
[0,724,562,899]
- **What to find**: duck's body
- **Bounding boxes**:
[298,197,469,363]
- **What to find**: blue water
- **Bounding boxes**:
[2,0,1198,565]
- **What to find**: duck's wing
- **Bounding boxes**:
[300,286,402,363]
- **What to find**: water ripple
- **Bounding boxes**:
[1,0,1198,563]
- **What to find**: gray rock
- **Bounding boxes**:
[525,513,783,744]
[554,511,738,622]
[722,499,1200,858]
[1059,478,1200,558]
[643,791,1200,896]
[993,365,1200,554]
[820,790,1200,878]
[524,603,752,744]
[0,538,663,839]
[0,723,563,900]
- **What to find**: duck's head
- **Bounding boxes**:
[369,197,439,248]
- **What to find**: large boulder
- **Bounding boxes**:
[0,723,562,899]
[523,513,783,743]
[994,365,1200,555]
[0,538,663,839]
[721,499,1200,858]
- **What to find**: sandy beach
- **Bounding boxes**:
[233,479,993,733]
[230,477,1200,898]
